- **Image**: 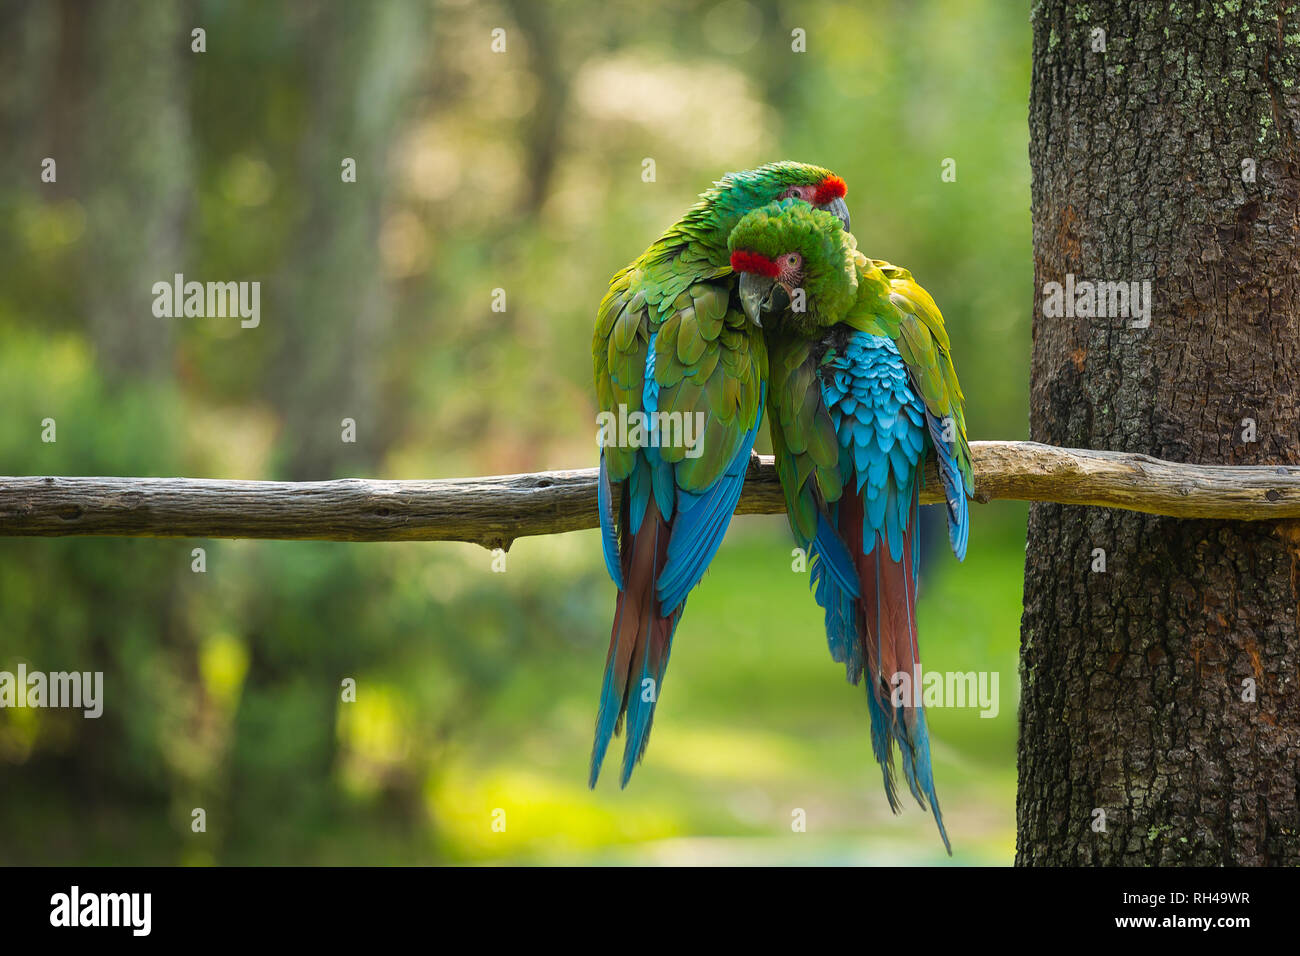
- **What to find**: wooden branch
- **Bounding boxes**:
[2,441,1299,549]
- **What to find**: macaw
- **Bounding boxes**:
[591,163,852,787]
[727,199,973,852]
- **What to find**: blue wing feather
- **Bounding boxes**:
[921,409,970,561]
[657,384,766,611]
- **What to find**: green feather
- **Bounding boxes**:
[675,309,707,365]
[728,201,975,548]
[595,162,846,505]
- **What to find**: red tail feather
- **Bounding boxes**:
[590,496,676,786]
[840,484,950,850]
[838,490,920,720]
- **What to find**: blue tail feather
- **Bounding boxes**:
[817,331,955,854]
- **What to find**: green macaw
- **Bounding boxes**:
[727,199,973,852]
[591,163,851,787]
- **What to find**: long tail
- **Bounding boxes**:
[839,482,951,854]
[589,494,679,789]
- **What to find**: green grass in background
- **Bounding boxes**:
[426,504,1027,865]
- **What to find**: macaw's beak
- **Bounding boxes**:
[822,196,851,233]
[739,271,776,327]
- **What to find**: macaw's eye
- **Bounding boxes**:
[785,255,799,267]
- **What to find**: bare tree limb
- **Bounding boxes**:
[2,441,1299,550]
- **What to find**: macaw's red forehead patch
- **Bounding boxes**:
[813,174,847,206]
[730,250,780,277]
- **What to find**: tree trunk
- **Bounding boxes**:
[1019,1,1300,865]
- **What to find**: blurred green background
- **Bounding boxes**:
[0,0,1031,864]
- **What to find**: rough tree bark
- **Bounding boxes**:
[1019,2,1300,864]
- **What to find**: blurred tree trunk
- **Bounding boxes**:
[229,0,429,859]
[1019,3,1300,865]
[78,0,193,379]
[266,1,424,479]
[0,0,51,193]
[0,0,191,376]
[504,0,569,216]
